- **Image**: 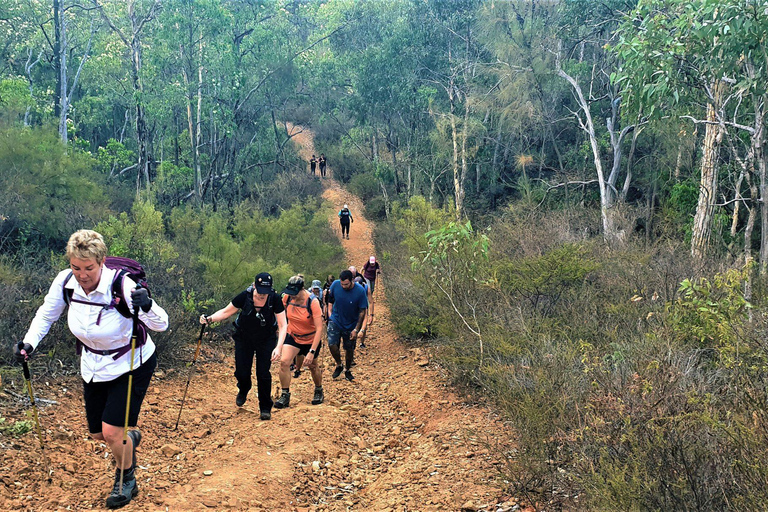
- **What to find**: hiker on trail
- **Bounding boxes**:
[338,204,353,240]
[291,279,326,378]
[200,272,287,421]
[319,153,327,177]
[326,269,368,381]
[362,256,382,295]
[275,275,325,409]
[14,229,168,509]
[322,275,334,323]
[309,154,317,175]
[349,265,375,348]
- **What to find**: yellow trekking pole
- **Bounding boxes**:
[114,302,139,507]
[17,342,52,482]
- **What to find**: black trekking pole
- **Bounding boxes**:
[17,342,53,482]
[173,323,206,430]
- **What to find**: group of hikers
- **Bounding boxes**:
[12,228,382,508]
[309,153,327,177]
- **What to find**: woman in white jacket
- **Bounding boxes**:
[14,229,169,509]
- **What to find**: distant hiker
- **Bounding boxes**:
[338,204,353,240]
[309,279,325,318]
[322,275,335,322]
[319,153,327,177]
[200,272,287,420]
[326,269,368,381]
[14,229,169,509]
[310,154,317,175]
[349,265,375,348]
[362,256,382,295]
[275,275,325,409]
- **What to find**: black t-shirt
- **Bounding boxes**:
[231,289,285,339]
[319,156,326,168]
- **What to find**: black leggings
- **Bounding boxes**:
[340,221,350,236]
[233,331,276,412]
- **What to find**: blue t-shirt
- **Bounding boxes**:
[328,280,368,331]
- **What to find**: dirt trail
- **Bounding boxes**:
[0,126,522,511]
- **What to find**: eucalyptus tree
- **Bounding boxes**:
[92,0,162,197]
[616,0,768,266]
[549,0,641,242]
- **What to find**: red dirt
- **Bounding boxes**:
[0,126,524,511]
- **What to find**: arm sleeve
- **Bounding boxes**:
[22,270,70,349]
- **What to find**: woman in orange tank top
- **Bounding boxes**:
[275,275,325,408]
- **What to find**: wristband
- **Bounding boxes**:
[309,349,316,354]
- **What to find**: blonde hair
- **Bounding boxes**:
[66,230,107,263]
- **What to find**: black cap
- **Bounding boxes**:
[282,275,305,296]
[254,272,273,293]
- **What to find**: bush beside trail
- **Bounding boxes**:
[378,196,768,509]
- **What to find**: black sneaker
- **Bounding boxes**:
[312,388,324,405]
[345,370,355,381]
[274,391,291,409]
[105,469,138,509]
[236,391,248,407]
[332,365,344,379]
[293,369,302,379]
[260,410,271,421]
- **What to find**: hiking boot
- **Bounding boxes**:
[260,410,271,421]
[293,369,302,379]
[236,391,248,407]
[332,365,344,379]
[311,387,324,405]
[345,370,355,382]
[105,468,138,509]
[274,390,291,409]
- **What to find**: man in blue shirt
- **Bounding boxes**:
[326,269,368,381]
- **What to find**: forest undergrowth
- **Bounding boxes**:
[378,198,768,510]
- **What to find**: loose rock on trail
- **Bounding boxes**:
[1,125,523,511]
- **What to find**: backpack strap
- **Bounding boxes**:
[63,270,147,360]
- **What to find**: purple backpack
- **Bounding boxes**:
[62,256,150,359]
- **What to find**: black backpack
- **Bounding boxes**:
[62,256,150,360]
[236,287,277,328]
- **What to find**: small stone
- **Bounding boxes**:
[462,501,478,511]
[160,444,182,457]
[203,470,213,476]
[202,499,218,508]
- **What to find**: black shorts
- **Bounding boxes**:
[83,352,157,434]
[284,333,323,357]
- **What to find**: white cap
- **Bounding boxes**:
[343,204,348,209]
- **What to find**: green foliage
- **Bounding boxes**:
[491,244,598,315]
[96,201,178,263]
[0,77,33,124]
[0,416,33,437]
[0,125,111,250]
[668,268,751,350]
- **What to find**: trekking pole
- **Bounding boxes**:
[17,342,53,482]
[115,302,139,507]
[173,323,206,430]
